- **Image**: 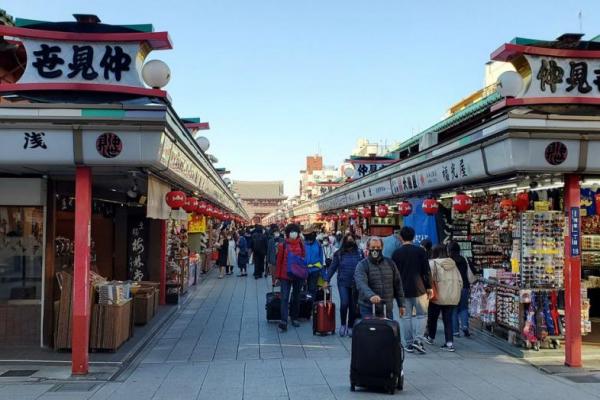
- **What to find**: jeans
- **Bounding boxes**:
[400,295,428,347]
[253,252,266,277]
[359,303,393,319]
[427,302,455,344]
[280,279,302,324]
[307,270,321,298]
[452,288,470,333]
[338,286,358,327]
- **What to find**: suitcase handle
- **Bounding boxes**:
[371,302,387,318]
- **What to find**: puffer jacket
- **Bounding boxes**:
[354,257,405,310]
[275,238,305,281]
[327,247,363,288]
[429,258,463,306]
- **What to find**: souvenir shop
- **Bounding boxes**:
[313,35,600,366]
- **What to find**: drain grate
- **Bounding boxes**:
[0,370,38,377]
[562,374,600,383]
[52,383,99,392]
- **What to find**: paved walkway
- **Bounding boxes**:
[2,268,600,399]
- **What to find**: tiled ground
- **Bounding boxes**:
[1,267,599,399]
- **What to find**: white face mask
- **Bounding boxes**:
[289,232,299,240]
[274,232,280,238]
[316,233,324,241]
[323,240,329,245]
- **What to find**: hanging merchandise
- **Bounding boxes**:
[500,198,514,211]
[349,209,359,220]
[376,204,389,218]
[165,191,186,210]
[452,193,472,213]
[361,206,373,219]
[515,192,529,212]
[166,218,189,304]
[397,201,412,217]
[422,198,439,215]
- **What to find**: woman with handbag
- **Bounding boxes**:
[423,244,463,352]
[448,241,478,337]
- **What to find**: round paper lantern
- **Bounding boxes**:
[206,205,214,217]
[376,204,389,218]
[362,206,373,219]
[500,198,513,211]
[339,212,349,221]
[331,214,340,222]
[349,209,359,220]
[397,201,412,217]
[515,192,529,212]
[196,201,207,215]
[452,194,472,213]
[182,196,199,213]
[165,191,186,210]
[422,198,439,215]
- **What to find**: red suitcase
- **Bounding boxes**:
[313,288,336,335]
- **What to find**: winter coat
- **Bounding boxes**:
[327,247,363,288]
[304,240,323,272]
[354,257,405,310]
[429,258,463,306]
[275,238,306,281]
[237,236,249,266]
[252,231,268,254]
[217,239,229,267]
[267,236,283,265]
[450,254,476,291]
[391,244,432,298]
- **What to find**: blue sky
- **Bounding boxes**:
[6,1,600,196]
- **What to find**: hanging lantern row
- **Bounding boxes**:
[422,198,439,215]
[397,201,412,217]
[164,190,247,223]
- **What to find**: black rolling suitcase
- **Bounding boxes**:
[295,291,314,320]
[266,286,281,321]
[350,304,404,394]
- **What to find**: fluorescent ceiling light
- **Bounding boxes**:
[488,183,517,191]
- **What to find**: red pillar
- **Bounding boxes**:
[160,219,167,305]
[564,174,582,367]
[72,166,92,375]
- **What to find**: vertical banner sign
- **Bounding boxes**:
[571,207,580,257]
[128,218,148,281]
[402,197,439,244]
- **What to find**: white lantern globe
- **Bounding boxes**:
[497,71,524,98]
[196,136,210,152]
[142,59,171,89]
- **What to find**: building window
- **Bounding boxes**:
[0,207,44,302]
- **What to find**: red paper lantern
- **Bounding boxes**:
[165,191,186,210]
[422,198,439,215]
[362,206,373,219]
[596,193,600,215]
[500,198,513,211]
[331,214,340,222]
[196,201,208,215]
[182,196,199,213]
[349,209,359,220]
[397,201,412,217]
[340,212,349,221]
[515,192,529,212]
[376,204,389,218]
[452,194,472,213]
[206,205,214,217]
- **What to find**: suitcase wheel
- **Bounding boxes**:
[397,375,404,391]
[350,384,356,392]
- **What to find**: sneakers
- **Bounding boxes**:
[453,331,461,337]
[422,335,435,345]
[404,345,415,353]
[441,343,456,352]
[347,327,353,338]
[278,322,288,332]
[463,329,471,338]
[339,325,347,337]
[411,341,427,354]
[291,320,300,328]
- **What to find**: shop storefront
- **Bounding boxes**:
[0,17,248,374]
[314,35,600,366]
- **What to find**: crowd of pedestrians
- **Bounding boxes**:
[211,221,476,352]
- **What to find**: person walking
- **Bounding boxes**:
[275,224,305,332]
[423,245,463,352]
[267,228,283,285]
[322,234,335,268]
[354,237,405,320]
[237,229,249,277]
[217,231,237,278]
[304,226,324,298]
[391,227,433,354]
[252,225,268,279]
[420,238,433,260]
[325,233,363,337]
[447,241,476,337]
[382,228,402,259]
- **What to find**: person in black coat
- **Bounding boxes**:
[447,241,477,337]
[252,225,268,279]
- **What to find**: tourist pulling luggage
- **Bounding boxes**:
[313,287,335,335]
[266,285,281,321]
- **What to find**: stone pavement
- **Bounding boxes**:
[2,268,600,399]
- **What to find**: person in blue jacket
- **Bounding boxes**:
[303,226,324,298]
[325,233,363,337]
[237,229,249,277]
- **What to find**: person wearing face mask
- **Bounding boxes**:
[333,231,343,251]
[275,224,306,331]
[325,233,363,337]
[322,235,335,268]
[354,237,405,321]
[267,228,284,285]
[303,226,324,298]
[237,229,249,277]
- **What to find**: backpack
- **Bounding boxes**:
[430,258,463,305]
[253,232,268,252]
[284,242,308,280]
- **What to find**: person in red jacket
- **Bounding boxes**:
[275,223,305,332]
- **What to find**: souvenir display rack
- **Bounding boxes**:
[166,218,189,304]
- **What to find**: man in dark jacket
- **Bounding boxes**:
[354,237,405,321]
[252,225,268,279]
[391,226,433,354]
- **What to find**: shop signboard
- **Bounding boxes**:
[369,216,397,226]
[0,25,172,97]
[82,130,163,165]
[318,194,348,211]
[390,151,486,196]
[571,207,580,257]
[347,179,393,205]
[346,158,396,180]
[188,214,206,233]
[0,128,74,164]
[127,217,148,281]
